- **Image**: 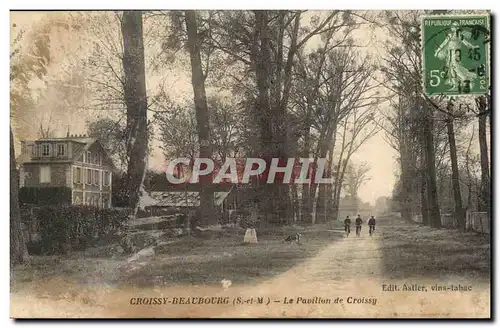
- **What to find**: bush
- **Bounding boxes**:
[36,205,128,255]
[19,187,72,205]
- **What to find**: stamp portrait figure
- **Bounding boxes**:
[433,21,479,92]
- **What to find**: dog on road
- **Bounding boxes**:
[283,233,302,245]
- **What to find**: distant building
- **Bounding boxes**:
[17,135,115,208]
[146,180,261,223]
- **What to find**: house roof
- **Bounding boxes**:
[18,136,115,170]
[37,137,95,144]
[149,180,234,192]
[150,191,232,207]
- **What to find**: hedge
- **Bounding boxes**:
[32,205,129,255]
[19,187,72,205]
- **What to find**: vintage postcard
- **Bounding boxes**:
[9,9,491,319]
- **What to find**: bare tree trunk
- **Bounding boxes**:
[446,112,465,231]
[290,183,299,224]
[317,125,336,223]
[253,10,274,222]
[420,170,429,225]
[399,144,413,223]
[185,10,214,226]
[252,10,291,224]
[423,102,442,228]
[326,148,335,219]
[313,123,334,223]
[420,150,430,225]
[10,127,29,265]
[416,105,429,225]
[332,120,349,221]
[332,156,350,220]
[477,96,490,217]
[121,11,148,216]
[300,117,312,224]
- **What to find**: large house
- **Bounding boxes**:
[18,135,114,208]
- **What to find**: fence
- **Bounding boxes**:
[466,211,490,234]
[411,211,490,234]
[440,213,458,229]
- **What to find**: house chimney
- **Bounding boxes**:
[66,127,70,138]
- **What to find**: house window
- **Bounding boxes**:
[40,166,51,183]
[87,151,91,164]
[86,169,92,184]
[57,144,66,156]
[94,153,98,164]
[74,167,82,183]
[41,144,50,156]
[103,171,110,186]
[93,169,100,185]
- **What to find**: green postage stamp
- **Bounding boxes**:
[422,14,490,96]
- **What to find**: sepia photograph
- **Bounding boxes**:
[9,8,491,319]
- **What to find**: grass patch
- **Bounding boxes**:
[122,225,340,287]
[379,220,490,280]
[11,222,344,290]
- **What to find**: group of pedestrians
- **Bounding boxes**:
[343,214,376,237]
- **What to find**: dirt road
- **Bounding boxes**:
[11,215,490,318]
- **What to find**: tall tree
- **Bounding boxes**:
[121,11,149,214]
[379,11,443,226]
[184,10,214,225]
[204,10,357,223]
[10,23,39,265]
[422,101,442,228]
[476,95,490,217]
[444,101,465,230]
[10,127,28,264]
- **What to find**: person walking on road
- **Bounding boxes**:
[355,215,363,237]
[344,216,352,237]
[368,216,376,236]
